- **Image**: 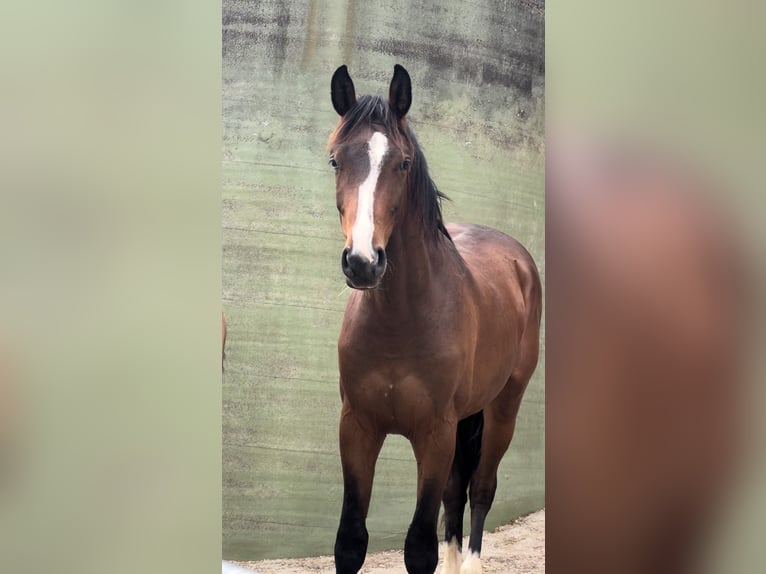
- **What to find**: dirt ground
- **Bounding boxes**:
[231,509,544,574]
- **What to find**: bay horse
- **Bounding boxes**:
[328,64,542,574]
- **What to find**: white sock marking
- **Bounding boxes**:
[460,551,483,574]
[351,131,388,261]
[441,537,461,574]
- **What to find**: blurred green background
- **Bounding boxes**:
[222,0,545,560]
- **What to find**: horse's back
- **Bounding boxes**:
[448,222,535,258]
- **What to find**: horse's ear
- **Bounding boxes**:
[388,64,412,119]
[331,65,356,116]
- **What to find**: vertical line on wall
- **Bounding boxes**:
[342,0,355,67]
[301,0,320,70]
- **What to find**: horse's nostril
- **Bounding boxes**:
[341,247,351,272]
[375,247,386,270]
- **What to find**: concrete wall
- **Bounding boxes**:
[222,0,544,560]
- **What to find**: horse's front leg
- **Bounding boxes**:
[404,423,457,574]
[334,404,384,574]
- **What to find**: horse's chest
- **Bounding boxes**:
[338,337,463,429]
[340,330,460,378]
[340,370,448,434]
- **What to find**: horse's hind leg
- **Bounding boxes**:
[462,385,526,574]
[334,406,384,574]
[441,413,483,574]
[440,463,465,574]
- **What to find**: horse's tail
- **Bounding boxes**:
[454,410,484,487]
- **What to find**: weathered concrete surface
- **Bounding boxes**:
[223,0,544,560]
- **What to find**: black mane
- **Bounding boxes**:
[406,125,451,240]
[330,95,451,241]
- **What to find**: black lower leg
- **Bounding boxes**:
[467,504,489,555]
[448,411,483,550]
[442,466,468,550]
[467,479,497,556]
[404,479,441,574]
[334,479,369,574]
[443,497,466,549]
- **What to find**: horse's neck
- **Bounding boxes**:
[367,217,457,316]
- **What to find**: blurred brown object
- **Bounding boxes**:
[222,311,227,372]
[546,140,751,574]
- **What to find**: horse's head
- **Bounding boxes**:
[328,65,415,290]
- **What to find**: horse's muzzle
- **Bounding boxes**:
[341,247,386,289]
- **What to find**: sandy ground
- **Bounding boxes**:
[231,509,544,574]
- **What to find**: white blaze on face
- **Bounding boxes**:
[351,131,388,261]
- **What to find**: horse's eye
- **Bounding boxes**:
[329,158,339,170]
[400,158,411,171]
